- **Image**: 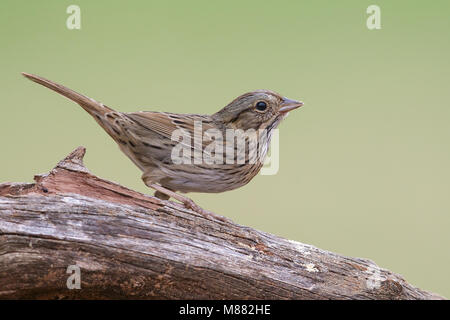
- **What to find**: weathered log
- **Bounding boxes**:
[0,147,444,299]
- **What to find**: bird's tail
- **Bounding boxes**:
[21,72,114,118]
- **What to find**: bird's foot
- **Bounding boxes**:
[149,183,231,223]
[181,197,231,223]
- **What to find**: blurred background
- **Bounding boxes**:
[1,0,449,297]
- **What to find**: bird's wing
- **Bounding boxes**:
[125,111,220,157]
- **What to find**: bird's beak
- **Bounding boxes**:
[279,98,304,113]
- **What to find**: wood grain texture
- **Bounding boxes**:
[0,147,444,299]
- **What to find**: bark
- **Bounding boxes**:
[0,147,444,299]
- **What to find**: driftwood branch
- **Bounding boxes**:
[0,147,444,299]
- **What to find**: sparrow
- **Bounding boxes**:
[22,72,303,221]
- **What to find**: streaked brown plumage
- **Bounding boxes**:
[22,72,303,220]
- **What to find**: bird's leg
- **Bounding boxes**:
[150,183,196,208]
[144,181,230,223]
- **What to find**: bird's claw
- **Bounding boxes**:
[182,199,232,223]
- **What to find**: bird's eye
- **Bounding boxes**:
[255,101,268,112]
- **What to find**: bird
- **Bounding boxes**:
[22,72,303,221]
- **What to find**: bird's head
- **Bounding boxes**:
[213,90,303,132]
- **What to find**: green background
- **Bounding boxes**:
[1,0,449,297]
